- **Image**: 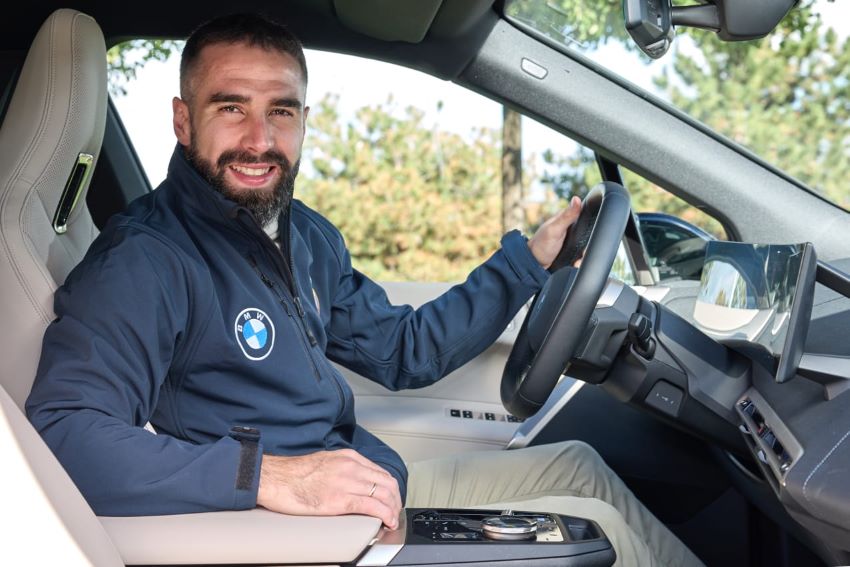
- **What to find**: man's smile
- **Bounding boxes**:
[227,163,278,186]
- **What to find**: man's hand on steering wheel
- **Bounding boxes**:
[502,182,632,419]
[528,196,583,269]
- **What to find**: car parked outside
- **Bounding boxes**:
[636,212,716,282]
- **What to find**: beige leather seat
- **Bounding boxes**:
[0,9,123,566]
[0,8,106,408]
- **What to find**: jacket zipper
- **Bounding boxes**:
[241,207,345,418]
[248,255,320,382]
[273,208,346,420]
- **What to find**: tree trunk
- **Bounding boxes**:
[501,106,524,233]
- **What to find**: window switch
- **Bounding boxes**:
[450,409,461,418]
[462,410,473,419]
[485,413,496,421]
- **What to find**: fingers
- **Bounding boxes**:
[558,195,582,225]
[337,449,402,511]
[327,465,400,528]
[346,495,399,529]
[527,196,584,269]
[356,469,401,516]
[542,196,581,234]
[257,449,402,529]
[367,482,401,527]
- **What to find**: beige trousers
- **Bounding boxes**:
[406,440,705,567]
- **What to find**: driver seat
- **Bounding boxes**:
[0,8,122,565]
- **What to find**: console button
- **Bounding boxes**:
[481,516,538,541]
[645,381,684,417]
[449,409,460,418]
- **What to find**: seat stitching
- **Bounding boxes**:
[0,13,62,323]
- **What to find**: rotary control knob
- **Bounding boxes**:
[481,515,538,541]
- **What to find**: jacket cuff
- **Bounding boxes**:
[228,428,263,510]
[500,230,550,291]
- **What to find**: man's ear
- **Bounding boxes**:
[302,105,310,131]
[172,97,191,146]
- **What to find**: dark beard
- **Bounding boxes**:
[185,144,299,227]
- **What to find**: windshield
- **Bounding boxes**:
[505,0,850,211]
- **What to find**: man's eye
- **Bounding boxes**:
[220,105,241,113]
[271,108,294,117]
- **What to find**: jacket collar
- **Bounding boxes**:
[163,144,243,224]
[161,144,290,235]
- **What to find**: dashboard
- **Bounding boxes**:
[573,248,850,562]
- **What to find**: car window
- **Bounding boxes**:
[504,0,850,212]
[110,42,720,286]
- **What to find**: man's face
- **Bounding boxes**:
[172,42,308,225]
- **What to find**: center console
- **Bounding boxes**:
[356,508,614,566]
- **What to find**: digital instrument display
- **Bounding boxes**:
[693,241,816,382]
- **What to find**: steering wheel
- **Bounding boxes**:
[501,181,632,418]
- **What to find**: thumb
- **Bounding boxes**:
[554,196,582,228]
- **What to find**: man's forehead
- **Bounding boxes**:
[191,41,306,100]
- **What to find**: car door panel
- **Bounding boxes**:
[337,281,525,462]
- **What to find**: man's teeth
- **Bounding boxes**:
[231,165,271,176]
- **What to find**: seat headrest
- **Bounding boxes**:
[0,9,107,407]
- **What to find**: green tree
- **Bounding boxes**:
[512,0,849,229]
[658,5,850,208]
[298,94,535,282]
[107,40,181,97]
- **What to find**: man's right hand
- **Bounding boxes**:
[257,449,402,529]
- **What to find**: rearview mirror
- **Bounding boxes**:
[624,0,673,59]
[624,0,798,59]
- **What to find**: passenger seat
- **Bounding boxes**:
[0,9,122,566]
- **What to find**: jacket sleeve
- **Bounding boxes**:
[324,229,550,390]
[25,226,261,516]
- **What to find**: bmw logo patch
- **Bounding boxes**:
[234,308,275,361]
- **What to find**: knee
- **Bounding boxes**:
[549,440,611,476]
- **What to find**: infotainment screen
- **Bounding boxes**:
[693,241,817,382]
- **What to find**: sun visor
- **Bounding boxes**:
[333,0,494,43]
[333,0,442,43]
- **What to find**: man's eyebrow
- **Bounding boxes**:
[208,92,249,105]
[271,97,303,110]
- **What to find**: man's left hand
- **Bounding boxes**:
[527,196,582,269]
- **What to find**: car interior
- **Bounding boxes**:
[2,1,850,566]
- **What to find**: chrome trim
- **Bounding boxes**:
[53,153,94,234]
[596,278,624,308]
[356,511,407,566]
[506,378,585,449]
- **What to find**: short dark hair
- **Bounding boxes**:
[180,13,308,101]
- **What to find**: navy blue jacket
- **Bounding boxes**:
[26,147,550,516]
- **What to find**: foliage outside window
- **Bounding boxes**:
[506,0,850,211]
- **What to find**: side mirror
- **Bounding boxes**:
[624,0,798,59]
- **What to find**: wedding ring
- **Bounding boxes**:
[368,482,377,497]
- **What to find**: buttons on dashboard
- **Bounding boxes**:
[446,408,524,423]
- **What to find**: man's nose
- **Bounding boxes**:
[242,114,274,154]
